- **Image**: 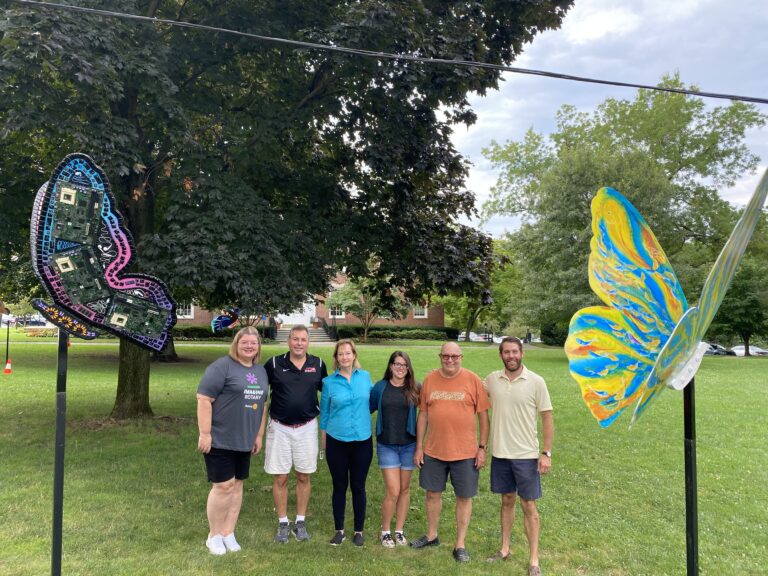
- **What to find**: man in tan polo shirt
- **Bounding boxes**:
[484,337,553,576]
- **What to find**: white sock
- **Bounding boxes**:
[381,531,391,536]
[296,515,305,522]
[279,516,289,524]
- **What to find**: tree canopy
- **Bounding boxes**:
[0,0,573,415]
[482,75,767,344]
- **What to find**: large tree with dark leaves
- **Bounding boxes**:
[0,0,573,417]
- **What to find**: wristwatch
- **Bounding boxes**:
[541,450,552,457]
[478,444,486,450]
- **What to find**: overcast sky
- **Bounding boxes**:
[452,0,768,236]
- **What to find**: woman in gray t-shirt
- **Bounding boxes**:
[197,326,268,555]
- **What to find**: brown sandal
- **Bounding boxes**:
[486,551,510,562]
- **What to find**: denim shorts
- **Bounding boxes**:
[376,441,416,471]
[490,457,542,500]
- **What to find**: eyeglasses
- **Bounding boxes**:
[439,354,462,361]
[391,362,408,369]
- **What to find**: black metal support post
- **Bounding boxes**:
[51,330,68,576]
[684,378,699,576]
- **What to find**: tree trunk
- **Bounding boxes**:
[463,306,483,341]
[153,335,179,362]
[744,334,751,356]
[112,339,153,418]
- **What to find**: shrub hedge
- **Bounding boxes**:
[335,325,459,340]
[171,325,275,342]
[172,325,232,339]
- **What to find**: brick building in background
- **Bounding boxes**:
[174,277,445,328]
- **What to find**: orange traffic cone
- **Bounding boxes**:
[3,358,11,374]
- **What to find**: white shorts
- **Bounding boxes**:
[264,417,319,475]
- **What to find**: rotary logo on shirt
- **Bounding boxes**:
[244,372,265,408]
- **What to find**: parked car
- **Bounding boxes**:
[458,331,479,341]
[730,345,768,356]
[457,331,495,342]
[704,343,734,356]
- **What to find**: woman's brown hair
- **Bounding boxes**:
[382,350,419,405]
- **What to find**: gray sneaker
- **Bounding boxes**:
[292,520,310,541]
[274,522,290,543]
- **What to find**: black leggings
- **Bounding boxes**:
[325,434,373,532]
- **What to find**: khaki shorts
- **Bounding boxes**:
[264,418,319,474]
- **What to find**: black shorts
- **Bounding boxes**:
[418,454,479,498]
[203,447,252,483]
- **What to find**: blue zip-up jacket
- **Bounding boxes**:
[320,368,373,441]
[369,379,419,440]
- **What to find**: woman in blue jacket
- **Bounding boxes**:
[320,339,374,547]
[369,351,419,548]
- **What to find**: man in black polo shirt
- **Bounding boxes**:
[264,324,327,543]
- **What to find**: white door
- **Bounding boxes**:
[280,301,316,325]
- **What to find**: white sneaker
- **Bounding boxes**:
[206,534,226,555]
[381,532,395,548]
[222,533,241,552]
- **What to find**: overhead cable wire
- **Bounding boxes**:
[9,0,768,106]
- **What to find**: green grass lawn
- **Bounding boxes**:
[0,341,766,575]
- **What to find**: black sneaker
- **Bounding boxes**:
[453,547,470,563]
[274,522,290,543]
[352,532,364,547]
[329,530,345,546]
[292,520,310,541]
[410,534,440,549]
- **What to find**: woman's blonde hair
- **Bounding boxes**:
[332,338,360,371]
[229,326,262,364]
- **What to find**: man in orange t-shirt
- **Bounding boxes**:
[410,341,490,563]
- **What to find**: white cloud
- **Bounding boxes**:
[561,6,641,45]
[721,165,767,207]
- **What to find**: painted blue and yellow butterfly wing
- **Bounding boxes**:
[565,187,688,427]
[567,172,768,428]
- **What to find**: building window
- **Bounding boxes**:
[177,302,195,319]
[329,304,345,318]
[412,305,428,319]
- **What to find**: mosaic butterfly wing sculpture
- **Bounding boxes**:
[30,153,177,351]
[211,308,240,333]
[565,170,768,427]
